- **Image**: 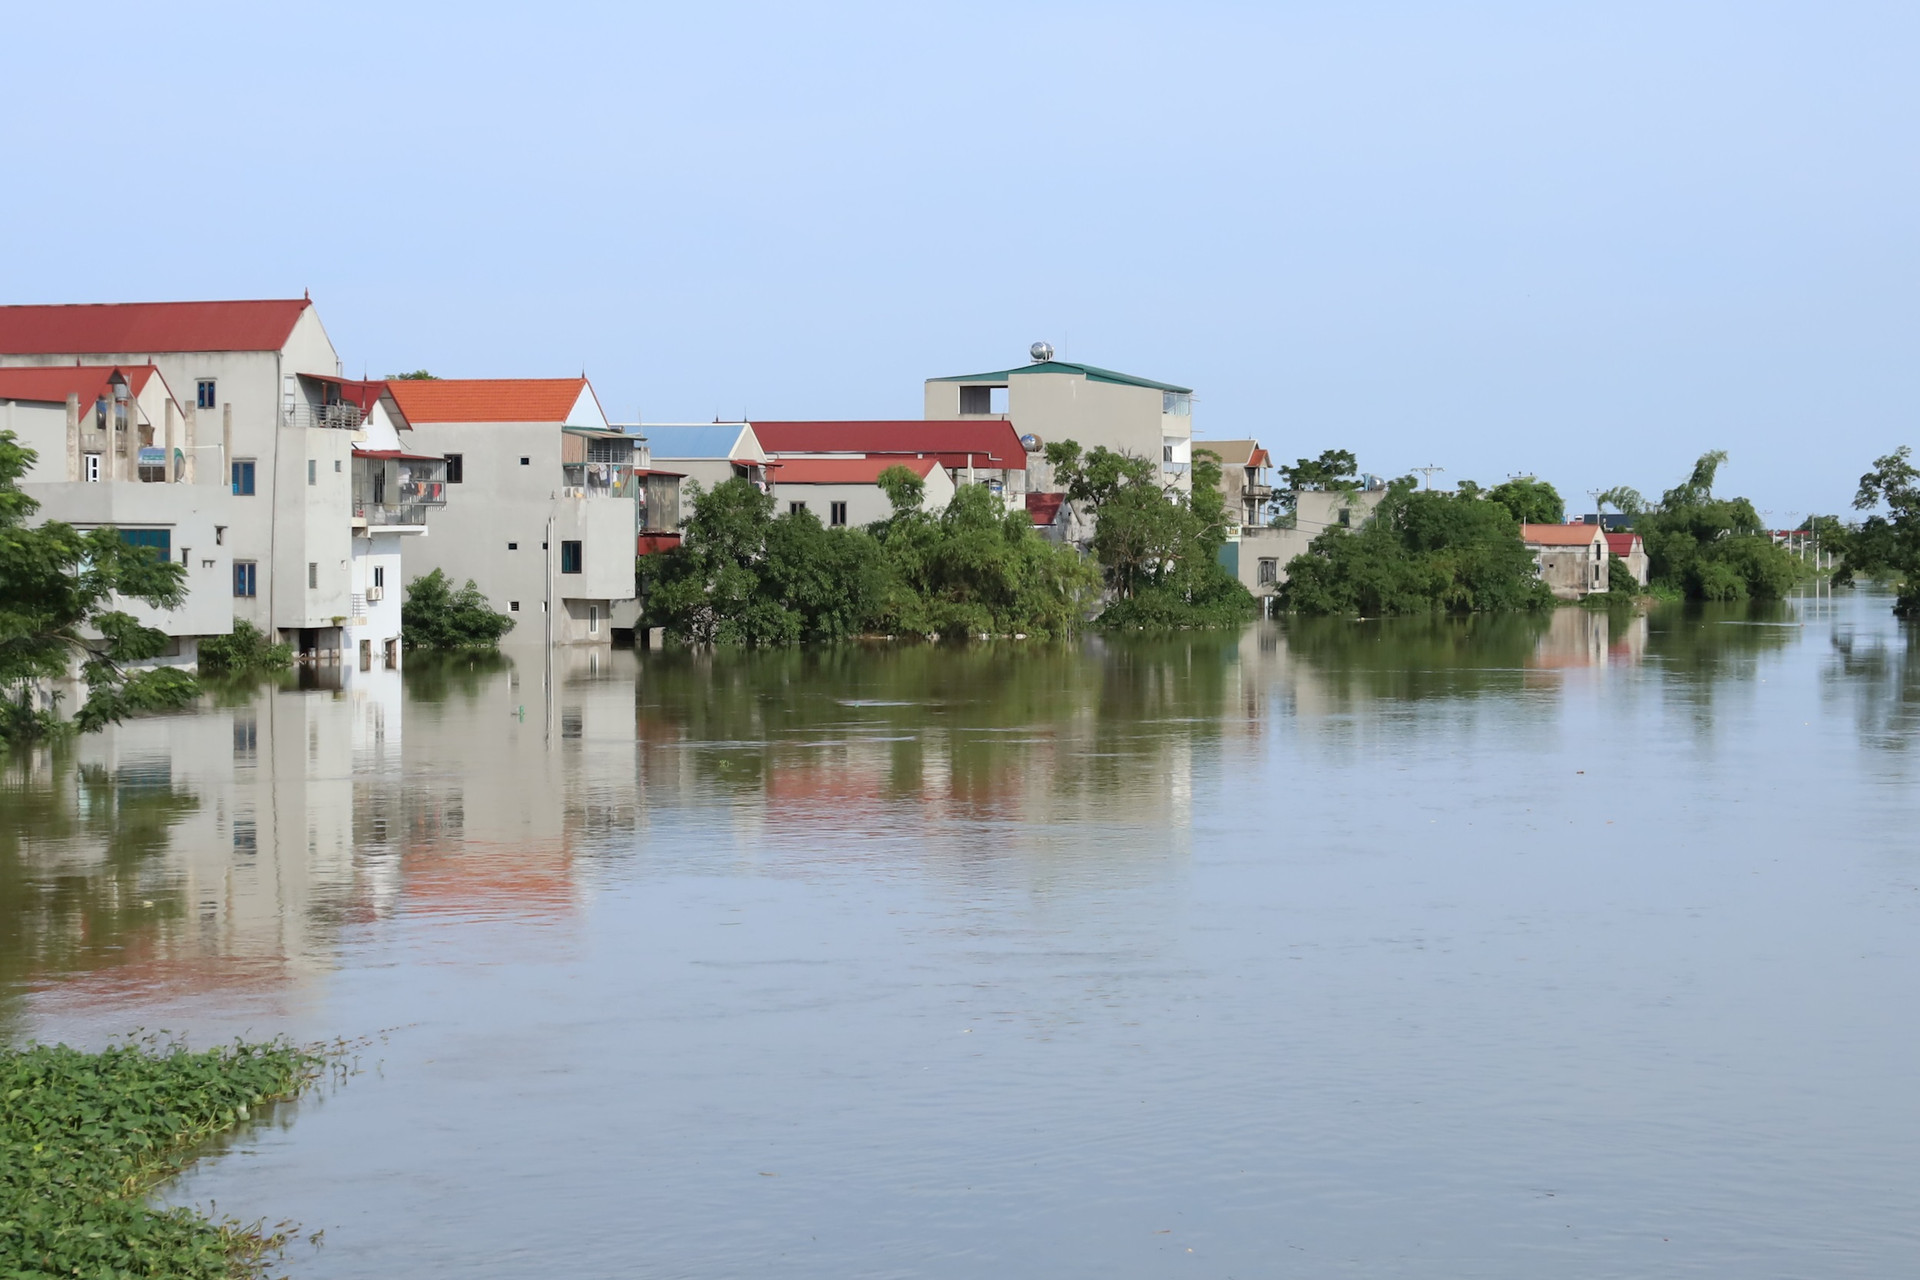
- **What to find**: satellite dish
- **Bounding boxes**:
[1029,341,1054,363]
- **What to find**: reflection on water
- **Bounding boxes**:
[3,594,1918,1277]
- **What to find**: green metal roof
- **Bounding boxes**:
[929,360,1192,395]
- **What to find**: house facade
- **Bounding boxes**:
[925,351,1195,494]
[642,424,772,494]
[1522,523,1610,598]
[1198,439,1274,529]
[1606,531,1649,586]
[2,364,235,664]
[775,456,956,527]
[0,298,375,658]
[389,377,637,646]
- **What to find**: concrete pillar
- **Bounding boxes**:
[182,404,197,483]
[164,398,180,483]
[221,403,233,488]
[65,393,80,480]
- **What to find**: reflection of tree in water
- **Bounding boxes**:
[1278,613,1552,705]
[0,749,200,1032]
[1643,600,1798,680]
[1824,622,1920,751]
[403,652,513,703]
[634,639,1241,813]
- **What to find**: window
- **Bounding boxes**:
[789,501,807,515]
[373,565,385,589]
[1162,391,1192,416]
[959,385,992,414]
[444,454,464,483]
[508,541,518,551]
[119,528,171,559]
[232,459,256,495]
[233,561,257,597]
[519,456,530,466]
[214,525,225,545]
[1164,443,1174,462]
[308,562,318,589]
[197,379,216,410]
[1258,558,1279,586]
[588,604,599,634]
[1337,508,1351,527]
[509,601,520,612]
[560,540,583,574]
[307,459,317,485]
[83,453,101,482]
[830,501,848,527]
[334,459,342,473]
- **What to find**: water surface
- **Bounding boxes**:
[3,590,1916,1277]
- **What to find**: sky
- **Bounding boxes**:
[6,1,1916,519]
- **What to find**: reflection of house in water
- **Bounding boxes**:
[1528,609,1649,672]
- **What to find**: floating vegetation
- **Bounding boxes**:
[1,1035,325,1278]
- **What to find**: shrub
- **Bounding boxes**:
[197,621,293,674]
[401,568,515,651]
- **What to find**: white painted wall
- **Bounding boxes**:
[779,464,957,528]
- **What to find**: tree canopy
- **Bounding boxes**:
[1278,478,1555,616]
[1839,445,1920,615]
[401,569,516,650]
[0,430,199,740]
[1485,475,1565,525]
[1604,451,1798,601]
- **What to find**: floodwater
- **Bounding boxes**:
[4,589,1918,1277]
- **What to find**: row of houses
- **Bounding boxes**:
[0,301,1206,666]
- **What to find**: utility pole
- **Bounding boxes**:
[1413,463,1445,489]
[1587,489,1605,526]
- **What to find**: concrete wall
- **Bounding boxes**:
[346,529,407,667]
[1293,487,1389,535]
[779,465,956,528]
[1220,525,1316,598]
[655,458,746,494]
[1530,539,1609,599]
[932,369,1192,494]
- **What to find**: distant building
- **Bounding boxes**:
[925,351,1195,493]
[1606,531,1649,586]
[642,423,773,494]
[752,419,1029,505]
[1197,440,1274,529]
[775,456,956,527]
[1521,523,1609,598]
[389,377,637,646]
[1026,492,1075,544]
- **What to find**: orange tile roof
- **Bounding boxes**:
[774,456,940,485]
[1521,522,1605,547]
[0,299,311,354]
[387,377,589,424]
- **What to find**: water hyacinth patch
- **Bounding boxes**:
[0,1036,322,1278]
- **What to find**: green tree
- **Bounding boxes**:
[1273,448,1360,526]
[197,621,292,674]
[1486,475,1565,525]
[1278,479,1555,616]
[1845,446,1920,614]
[401,568,516,650]
[1607,451,1798,601]
[0,431,198,741]
[387,370,439,380]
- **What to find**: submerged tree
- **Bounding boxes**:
[1602,451,1798,601]
[401,569,516,651]
[1843,445,1920,615]
[1278,478,1555,617]
[0,431,198,741]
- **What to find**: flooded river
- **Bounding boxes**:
[3,590,1917,1277]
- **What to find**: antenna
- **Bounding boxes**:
[1413,463,1445,489]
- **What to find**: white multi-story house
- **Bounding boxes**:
[0,363,235,665]
[925,346,1196,494]
[0,298,395,660]
[388,377,639,646]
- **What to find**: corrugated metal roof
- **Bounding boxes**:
[387,377,588,424]
[1605,532,1643,556]
[1196,439,1264,467]
[0,364,168,406]
[0,299,311,354]
[755,420,1028,470]
[645,424,750,459]
[775,456,939,485]
[1026,492,1068,526]
[928,359,1191,394]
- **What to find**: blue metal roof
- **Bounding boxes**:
[644,424,745,459]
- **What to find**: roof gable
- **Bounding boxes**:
[0,364,171,410]
[645,424,756,460]
[387,377,593,424]
[0,299,312,355]
[1521,523,1606,547]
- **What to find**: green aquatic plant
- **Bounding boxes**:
[197,621,293,675]
[0,1036,322,1278]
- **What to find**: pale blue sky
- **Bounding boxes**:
[8,2,1915,518]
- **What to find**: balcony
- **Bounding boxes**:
[285,401,365,431]
[353,455,448,527]
[562,462,636,498]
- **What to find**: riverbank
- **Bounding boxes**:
[1,1037,323,1278]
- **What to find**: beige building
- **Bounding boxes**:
[1522,523,1610,598]
[775,456,957,527]
[1606,531,1650,587]
[389,378,638,646]
[1198,439,1275,528]
[2,364,236,664]
[642,423,773,494]
[925,348,1195,494]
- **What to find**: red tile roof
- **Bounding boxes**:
[387,377,590,424]
[774,456,940,485]
[0,364,169,407]
[0,299,311,355]
[1605,532,1643,556]
[1026,492,1067,525]
[753,420,1028,470]
[1521,522,1605,547]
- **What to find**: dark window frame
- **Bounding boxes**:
[560,540,583,574]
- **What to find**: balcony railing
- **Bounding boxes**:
[562,462,636,497]
[285,402,365,431]
[355,501,435,526]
